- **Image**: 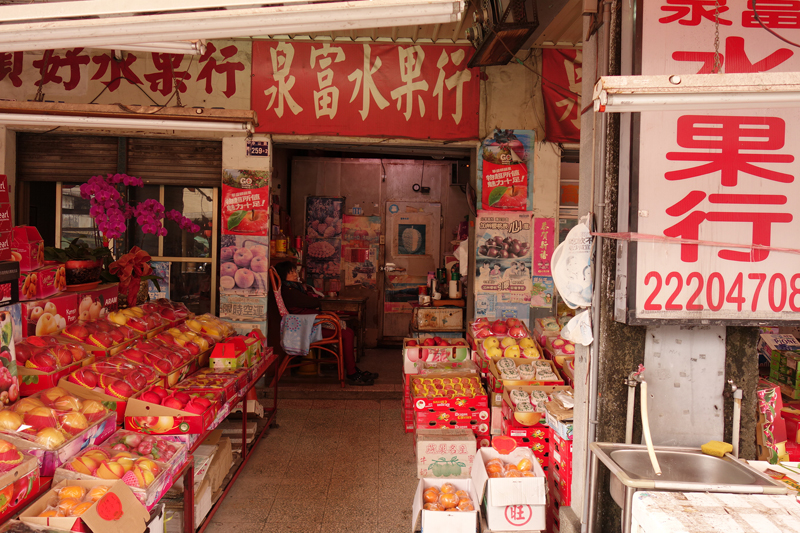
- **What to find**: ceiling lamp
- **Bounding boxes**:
[593,72,800,113]
[466,0,539,68]
[0,0,465,53]
[0,101,257,134]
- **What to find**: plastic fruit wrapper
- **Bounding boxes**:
[35,483,101,518]
[16,337,89,373]
[60,320,138,351]
[411,375,486,399]
[99,429,186,466]
[106,305,164,332]
[58,446,168,492]
[154,327,204,356]
[470,317,529,339]
[66,357,154,400]
[146,299,191,322]
[0,437,27,472]
[483,456,536,479]
[421,482,475,512]
[136,386,213,416]
[184,314,235,341]
[418,360,479,375]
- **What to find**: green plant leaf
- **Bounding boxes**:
[1,322,11,345]
[227,210,247,230]
[488,186,507,206]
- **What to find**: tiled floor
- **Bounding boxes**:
[205,350,417,533]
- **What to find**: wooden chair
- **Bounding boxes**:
[269,267,345,388]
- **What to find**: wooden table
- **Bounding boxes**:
[320,297,368,361]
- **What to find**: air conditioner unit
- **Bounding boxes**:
[466,0,539,68]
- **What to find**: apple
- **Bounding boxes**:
[220,262,238,278]
[508,326,526,339]
[435,339,450,347]
[405,340,418,347]
[473,318,490,326]
[491,322,508,335]
[234,269,255,288]
[503,345,521,358]
[518,337,536,349]
[500,337,517,348]
[162,396,185,410]
[482,337,500,350]
[422,338,436,347]
[150,387,168,400]
[63,324,89,341]
[183,399,206,414]
[25,352,57,372]
[506,318,521,328]
[474,327,492,339]
[220,246,237,263]
[250,245,268,257]
[69,368,97,389]
[250,256,268,273]
[233,247,253,268]
[140,391,162,404]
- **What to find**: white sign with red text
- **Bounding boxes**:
[635,1,800,322]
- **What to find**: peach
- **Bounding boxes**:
[69,455,98,475]
[0,410,22,431]
[234,268,254,289]
[60,412,88,436]
[52,395,83,412]
[220,262,238,278]
[250,256,268,273]
[24,407,57,429]
[35,427,66,449]
[80,400,108,423]
[96,461,124,480]
[13,397,44,416]
[233,247,253,268]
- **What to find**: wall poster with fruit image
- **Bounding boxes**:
[531,276,555,309]
[221,169,270,236]
[306,239,342,280]
[0,310,18,405]
[220,235,270,296]
[306,197,343,240]
[477,129,534,211]
[474,211,533,301]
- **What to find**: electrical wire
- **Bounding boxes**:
[753,0,800,49]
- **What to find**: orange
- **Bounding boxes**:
[58,485,87,500]
[39,509,64,518]
[522,471,536,477]
[457,499,475,511]
[485,462,503,474]
[87,486,109,502]
[439,492,458,509]
[423,488,439,504]
[70,501,94,517]
[505,463,519,471]
[504,469,523,477]
[488,471,501,478]
[455,490,469,500]
[423,502,443,511]
[440,482,456,494]
[56,498,80,514]
[517,458,533,472]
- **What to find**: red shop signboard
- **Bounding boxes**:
[251,41,480,140]
[631,1,800,323]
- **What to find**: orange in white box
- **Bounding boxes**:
[471,436,547,532]
[20,478,149,533]
[411,477,479,533]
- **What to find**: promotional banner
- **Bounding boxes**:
[474,294,531,327]
[221,170,270,236]
[220,235,270,297]
[306,197,344,281]
[477,129,534,211]
[541,49,582,143]
[633,2,800,322]
[533,217,555,276]
[342,215,381,288]
[474,211,532,301]
[252,41,480,140]
[531,276,555,309]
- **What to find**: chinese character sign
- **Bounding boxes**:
[477,129,534,210]
[542,49,581,143]
[635,2,800,321]
[221,170,270,236]
[533,217,555,276]
[0,42,250,110]
[251,41,479,140]
[475,211,533,301]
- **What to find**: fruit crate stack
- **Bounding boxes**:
[547,431,573,533]
[409,373,491,448]
[402,372,414,433]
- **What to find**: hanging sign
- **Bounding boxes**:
[474,210,532,301]
[632,2,800,323]
[477,129,534,211]
[251,41,480,140]
[542,49,582,143]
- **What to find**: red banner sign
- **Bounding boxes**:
[541,49,581,144]
[251,41,480,140]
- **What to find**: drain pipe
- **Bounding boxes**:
[729,380,742,459]
[581,1,613,532]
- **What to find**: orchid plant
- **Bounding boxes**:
[77,173,202,303]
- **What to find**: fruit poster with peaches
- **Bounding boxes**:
[221,169,270,236]
[478,129,534,211]
[474,211,533,301]
[219,235,270,296]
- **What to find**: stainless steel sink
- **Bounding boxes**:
[587,443,792,533]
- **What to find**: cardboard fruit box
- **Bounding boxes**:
[58,377,145,426]
[21,292,78,337]
[471,442,547,532]
[16,339,94,397]
[501,385,572,428]
[19,478,150,533]
[411,477,479,533]
[11,226,44,273]
[402,337,469,374]
[124,393,215,435]
[19,264,66,301]
[192,367,248,395]
[500,417,549,447]
[60,321,139,358]
[415,407,490,435]
[410,374,488,411]
[415,428,477,479]
[488,357,565,407]
[0,454,40,523]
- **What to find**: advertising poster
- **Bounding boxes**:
[531,276,555,309]
[342,215,381,288]
[306,197,343,282]
[475,211,533,301]
[221,169,270,236]
[220,235,270,296]
[306,239,341,280]
[147,261,170,301]
[477,129,534,211]
[219,294,268,322]
[474,294,531,327]
[533,217,555,276]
